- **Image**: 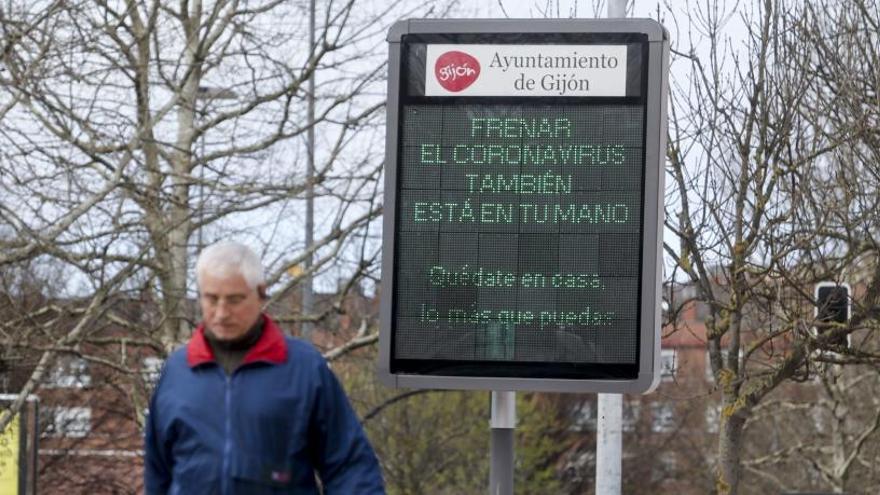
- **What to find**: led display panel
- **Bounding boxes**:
[380,19,669,394]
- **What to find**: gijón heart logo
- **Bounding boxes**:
[434,51,480,92]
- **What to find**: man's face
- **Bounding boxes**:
[199,272,264,341]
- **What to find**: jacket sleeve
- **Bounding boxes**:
[311,358,385,494]
[144,374,173,494]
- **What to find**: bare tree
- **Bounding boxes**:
[665,0,880,493]
[0,0,457,463]
[742,364,880,493]
[735,2,880,493]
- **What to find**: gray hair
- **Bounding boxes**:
[195,241,265,289]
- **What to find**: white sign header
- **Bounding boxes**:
[425,44,628,97]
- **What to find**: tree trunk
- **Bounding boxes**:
[717,407,747,494]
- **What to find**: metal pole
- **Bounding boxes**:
[595,0,626,490]
[31,399,37,495]
[198,131,205,252]
[596,393,622,494]
[490,391,515,495]
[302,0,316,341]
[608,0,627,18]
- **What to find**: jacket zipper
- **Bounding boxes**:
[222,373,232,495]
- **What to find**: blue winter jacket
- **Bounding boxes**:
[144,316,385,494]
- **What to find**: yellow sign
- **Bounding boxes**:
[0,414,19,495]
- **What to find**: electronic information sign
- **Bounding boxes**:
[379,19,669,393]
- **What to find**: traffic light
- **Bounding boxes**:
[814,282,850,348]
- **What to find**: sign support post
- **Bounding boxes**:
[596,393,622,494]
[489,391,515,495]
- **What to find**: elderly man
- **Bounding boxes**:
[145,241,385,494]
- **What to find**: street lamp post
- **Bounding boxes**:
[302,0,317,342]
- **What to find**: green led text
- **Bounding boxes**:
[420,303,614,329]
[464,173,571,194]
[428,264,604,289]
[412,201,630,225]
[469,117,572,139]
[419,143,625,166]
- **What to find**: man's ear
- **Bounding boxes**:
[257,284,268,300]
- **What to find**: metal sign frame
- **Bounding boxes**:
[379,18,669,394]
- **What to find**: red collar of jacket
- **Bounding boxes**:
[187,314,288,368]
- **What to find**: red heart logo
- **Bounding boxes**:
[434,51,481,92]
